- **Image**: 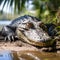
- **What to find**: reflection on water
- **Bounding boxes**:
[13,51,60,60]
[0,50,60,60]
[0,51,13,60]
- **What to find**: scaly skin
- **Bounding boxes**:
[1,15,56,46]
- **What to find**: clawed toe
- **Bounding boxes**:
[4,35,15,42]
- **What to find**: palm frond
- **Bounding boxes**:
[0,0,4,5]
[10,0,14,7]
[2,0,8,9]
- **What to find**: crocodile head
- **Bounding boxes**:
[16,21,53,46]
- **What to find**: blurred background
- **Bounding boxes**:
[0,0,60,25]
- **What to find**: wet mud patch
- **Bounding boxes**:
[0,40,38,51]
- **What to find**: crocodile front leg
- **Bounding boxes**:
[1,25,16,41]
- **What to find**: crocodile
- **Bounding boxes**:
[0,15,55,46]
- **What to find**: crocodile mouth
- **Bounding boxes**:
[16,28,53,46]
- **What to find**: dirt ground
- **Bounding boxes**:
[0,36,38,51]
[0,36,60,53]
[0,40,39,51]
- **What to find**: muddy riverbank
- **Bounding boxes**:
[0,38,60,60]
[0,35,60,52]
[0,40,38,51]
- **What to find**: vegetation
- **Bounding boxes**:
[0,0,60,25]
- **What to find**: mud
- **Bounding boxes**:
[0,37,60,60]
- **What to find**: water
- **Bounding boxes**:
[0,20,11,30]
[0,21,11,25]
[13,51,60,60]
[0,50,60,60]
[0,51,13,60]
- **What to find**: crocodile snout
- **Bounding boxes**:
[16,21,53,46]
[23,29,51,42]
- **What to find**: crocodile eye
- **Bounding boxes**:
[39,22,47,31]
[26,22,34,29]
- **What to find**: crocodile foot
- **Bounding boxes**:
[4,33,15,42]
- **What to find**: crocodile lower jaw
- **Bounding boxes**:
[16,30,54,47]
